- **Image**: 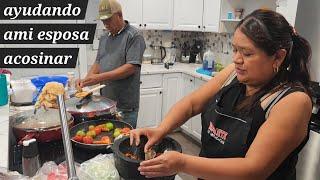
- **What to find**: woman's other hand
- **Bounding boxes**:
[130,127,167,152]
[138,151,185,178]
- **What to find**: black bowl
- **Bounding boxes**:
[112,136,182,180]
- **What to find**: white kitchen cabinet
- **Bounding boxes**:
[203,0,221,32]
[276,0,299,26]
[118,0,143,28]
[181,74,195,131]
[173,0,204,31]
[137,88,163,128]
[142,0,173,30]
[119,0,173,30]
[162,73,182,119]
[173,0,220,32]
[191,78,207,140]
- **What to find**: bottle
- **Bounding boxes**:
[22,139,41,177]
[195,53,202,64]
[203,50,215,70]
[0,74,8,106]
[67,71,76,94]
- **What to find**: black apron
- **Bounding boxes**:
[199,80,306,180]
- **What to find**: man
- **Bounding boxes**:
[78,0,146,128]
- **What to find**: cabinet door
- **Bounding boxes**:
[142,0,173,30]
[181,74,195,132]
[276,0,298,26]
[162,73,182,119]
[203,0,221,32]
[118,0,143,28]
[137,88,163,128]
[191,78,207,140]
[173,0,204,31]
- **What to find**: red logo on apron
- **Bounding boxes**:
[207,122,228,144]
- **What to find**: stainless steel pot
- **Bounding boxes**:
[65,95,120,124]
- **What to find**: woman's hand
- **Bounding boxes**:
[138,151,185,178]
[130,127,167,152]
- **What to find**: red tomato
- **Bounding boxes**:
[97,124,105,129]
[93,136,111,144]
[72,135,83,142]
[121,127,131,134]
[83,136,93,144]
[101,136,111,143]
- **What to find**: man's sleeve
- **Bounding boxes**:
[95,37,104,64]
[126,34,146,65]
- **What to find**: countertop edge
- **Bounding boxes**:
[141,63,212,82]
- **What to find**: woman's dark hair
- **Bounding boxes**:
[234,9,312,113]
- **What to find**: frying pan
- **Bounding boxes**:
[69,119,132,151]
[11,108,74,144]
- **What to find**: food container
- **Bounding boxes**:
[11,79,37,106]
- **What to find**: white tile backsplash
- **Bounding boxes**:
[86,30,234,69]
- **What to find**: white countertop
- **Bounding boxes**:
[0,104,9,168]
[141,62,213,81]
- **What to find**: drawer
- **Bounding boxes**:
[140,74,163,89]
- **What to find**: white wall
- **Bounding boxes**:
[295,0,320,82]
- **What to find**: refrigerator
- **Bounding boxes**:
[295,0,320,180]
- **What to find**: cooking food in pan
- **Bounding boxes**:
[71,121,131,145]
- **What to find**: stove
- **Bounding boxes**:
[8,105,115,173]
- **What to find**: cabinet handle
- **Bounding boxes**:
[198,25,201,28]
[144,24,147,27]
[160,91,162,94]
[190,79,193,82]
[140,81,142,84]
[139,24,142,27]
[203,26,206,29]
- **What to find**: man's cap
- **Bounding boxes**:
[98,0,122,20]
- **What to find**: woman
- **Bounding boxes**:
[130,9,312,180]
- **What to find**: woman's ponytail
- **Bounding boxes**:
[286,34,311,86]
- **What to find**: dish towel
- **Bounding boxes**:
[196,67,216,77]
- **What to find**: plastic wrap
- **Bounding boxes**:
[31,161,79,180]
[0,167,30,180]
[78,154,120,180]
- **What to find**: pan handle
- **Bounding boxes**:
[112,111,123,120]
[18,133,36,145]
